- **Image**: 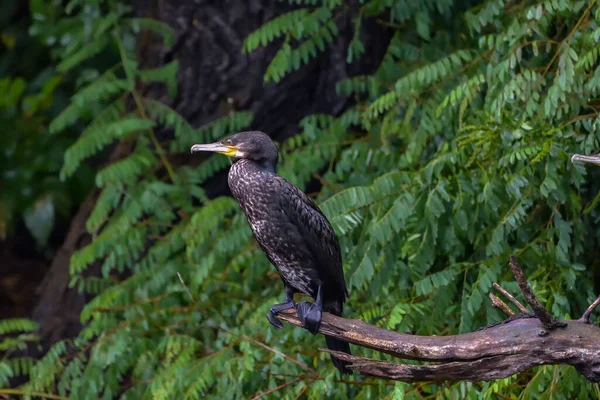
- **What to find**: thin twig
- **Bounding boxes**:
[177,272,196,304]
[509,256,567,330]
[579,295,600,324]
[0,389,69,400]
[313,172,338,192]
[237,333,322,379]
[489,293,516,316]
[250,377,302,400]
[493,283,528,313]
[334,378,394,386]
[293,383,310,400]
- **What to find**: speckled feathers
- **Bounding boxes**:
[229,157,348,303]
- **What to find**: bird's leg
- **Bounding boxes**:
[295,285,323,335]
[266,286,295,329]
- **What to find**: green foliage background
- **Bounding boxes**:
[2,0,600,398]
[0,0,95,248]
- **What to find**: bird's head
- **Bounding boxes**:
[191,131,278,168]
[571,153,600,166]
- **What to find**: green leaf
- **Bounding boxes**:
[139,60,179,97]
[60,117,155,179]
[123,18,176,47]
[56,36,109,72]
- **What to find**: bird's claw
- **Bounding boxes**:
[296,301,322,335]
[266,300,295,329]
[267,311,284,329]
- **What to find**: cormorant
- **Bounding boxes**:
[191,131,351,374]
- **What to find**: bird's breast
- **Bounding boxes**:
[228,164,276,216]
[226,162,323,296]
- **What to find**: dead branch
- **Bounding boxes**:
[492,282,528,313]
[273,256,600,383]
[489,293,515,316]
[580,295,600,324]
[508,256,567,330]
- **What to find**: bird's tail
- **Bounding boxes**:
[323,300,352,375]
[325,336,351,375]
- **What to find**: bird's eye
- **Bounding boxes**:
[224,139,233,145]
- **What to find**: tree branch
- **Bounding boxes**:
[508,256,567,331]
[272,256,600,383]
[489,293,515,316]
[492,282,528,313]
[276,308,600,382]
[579,295,600,324]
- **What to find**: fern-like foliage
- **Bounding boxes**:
[9,0,600,399]
[0,319,39,389]
[245,6,340,82]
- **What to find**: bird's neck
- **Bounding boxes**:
[234,158,276,174]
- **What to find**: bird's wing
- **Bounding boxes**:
[274,176,348,298]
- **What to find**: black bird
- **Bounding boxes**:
[191,131,351,374]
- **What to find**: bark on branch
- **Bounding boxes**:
[508,256,567,331]
[274,256,600,383]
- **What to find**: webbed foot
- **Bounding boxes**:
[296,300,322,335]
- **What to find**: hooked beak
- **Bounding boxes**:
[190,142,238,157]
[571,153,600,166]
